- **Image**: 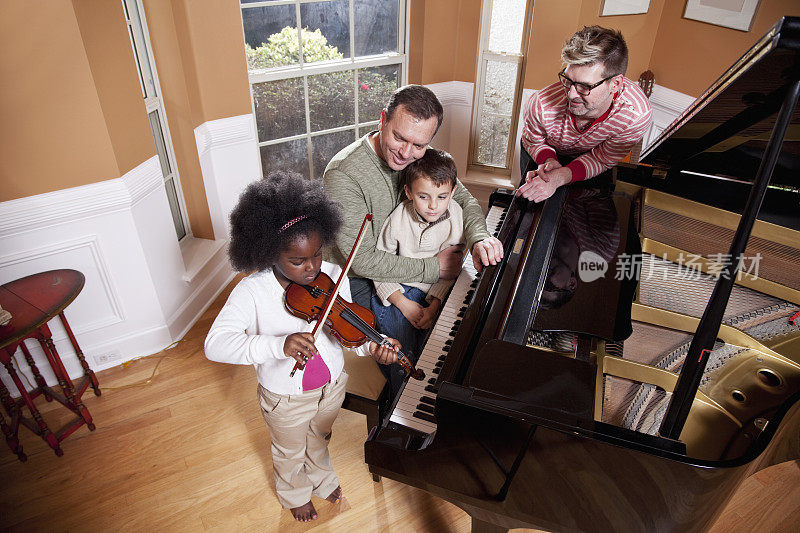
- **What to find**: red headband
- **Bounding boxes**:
[279,215,308,233]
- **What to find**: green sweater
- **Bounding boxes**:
[323,133,490,284]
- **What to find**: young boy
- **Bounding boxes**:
[370,148,464,395]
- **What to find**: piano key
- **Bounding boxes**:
[413,411,437,424]
[416,403,435,414]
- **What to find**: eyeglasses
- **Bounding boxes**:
[558,69,614,96]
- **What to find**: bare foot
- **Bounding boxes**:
[325,485,342,504]
[290,501,317,522]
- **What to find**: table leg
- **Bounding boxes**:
[58,311,100,396]
[0,409,26,462]
[0,359,16,416]
[1,359,62,456]
[37,325,73,394]
[19,341,52,401]
[37,328,94,430]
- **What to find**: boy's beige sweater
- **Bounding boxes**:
[373,200,464,305]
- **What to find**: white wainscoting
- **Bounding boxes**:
[195,113,262,241]
[427,81,475,178]
[643,84,697,149]
[0,113,260,390]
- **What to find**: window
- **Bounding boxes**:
[470,0,530,171]
[240,0,406,180]
[122,0,190,241]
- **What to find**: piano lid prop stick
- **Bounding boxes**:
[290,213,374,377]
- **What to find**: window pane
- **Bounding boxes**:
[488,0,525,54]
[311,129,355,180]
[253,78,306,142]
[300,1,350,62]
[242,5,298,70]
[477,114,511,167]
[128,26,147,99]
[484,60,517,115]
[309,71,355,132]
[354,0,398,56]
[358,64,400,123]
[357,122,379,137]
[147,111,172,176]
[260,139,309,178]
[164,178,187,240]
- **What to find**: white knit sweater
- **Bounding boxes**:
[374,200,465,306]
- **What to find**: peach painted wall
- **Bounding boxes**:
[409,0,482,85]
[412,0,798,100]
[72,0,155,177]
[650,0,800,97]
[523,0,667,90]
[0,2,123,202]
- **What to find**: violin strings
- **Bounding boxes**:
[316,289,417,370]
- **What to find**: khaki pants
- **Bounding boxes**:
[258,372,348,509]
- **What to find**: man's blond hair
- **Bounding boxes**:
[561,26,628,77]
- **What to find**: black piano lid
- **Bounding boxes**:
[639,16,800,203]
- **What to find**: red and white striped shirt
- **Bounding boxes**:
[521,77,652,181]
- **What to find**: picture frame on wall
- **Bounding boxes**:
[683,0,761,32]
[600,0,651,16]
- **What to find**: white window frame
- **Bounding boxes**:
[469,0,532,173]
[241,0,408,179]
[123,0,192,243]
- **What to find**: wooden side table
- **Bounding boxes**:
[0,269,101,461]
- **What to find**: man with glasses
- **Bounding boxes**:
[517,26,652,203]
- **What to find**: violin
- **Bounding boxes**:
[284,271,425,381]
[283,212,424,381]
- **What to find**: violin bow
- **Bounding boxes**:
[290,213,373,377]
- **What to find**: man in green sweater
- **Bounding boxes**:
[324,84,503,310]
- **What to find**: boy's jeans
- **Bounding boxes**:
[370,285,429,397]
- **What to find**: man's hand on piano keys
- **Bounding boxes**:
[516,166,572,203]
[437,243,465,280]
[471,237,504,272]
[368,337,401,365]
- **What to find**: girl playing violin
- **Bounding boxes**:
[204,172,399,522]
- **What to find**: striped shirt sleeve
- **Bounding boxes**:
[521,89,558,164]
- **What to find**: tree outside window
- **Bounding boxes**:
[241,0,406,180]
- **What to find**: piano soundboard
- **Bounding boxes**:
[386,204,507,440]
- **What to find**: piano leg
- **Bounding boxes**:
[494,424,537,501]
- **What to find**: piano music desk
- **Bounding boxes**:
[0,269,101,461]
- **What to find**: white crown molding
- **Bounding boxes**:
[0,157,162,237]
[194,114,256,156]
[649,84,696,115]
[426,81,474,107]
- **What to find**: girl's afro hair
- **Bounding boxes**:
[227,171,343,272]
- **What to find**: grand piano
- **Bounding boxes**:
[363,16,800,532]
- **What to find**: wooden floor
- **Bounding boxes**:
[2,278,799,532]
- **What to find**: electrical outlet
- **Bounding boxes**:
[94,351,121,366]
